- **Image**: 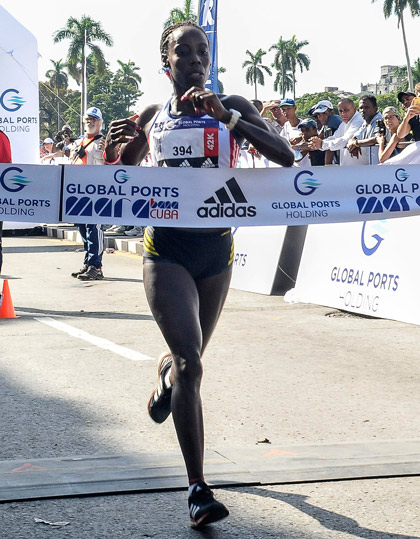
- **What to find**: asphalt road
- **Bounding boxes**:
[0,234,419,538]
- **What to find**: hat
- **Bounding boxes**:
[298,118,317,129]
[312,100,334,114]
[62,124,72,131]
[43,137,53,144]
[84,106,102,119]
[397,91,415,103]
[280,98,295,107]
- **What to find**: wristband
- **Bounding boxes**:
[103,151,121,165]
[226,109,242,130]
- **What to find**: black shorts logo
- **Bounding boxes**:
[197,177,257,218]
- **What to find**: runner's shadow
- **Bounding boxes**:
[14,307,154,321]
[238,486,419,539]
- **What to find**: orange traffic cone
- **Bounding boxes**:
[0,280,17,319]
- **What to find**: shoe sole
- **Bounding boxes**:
[147,352,172,424]
[190,507,229,529]
[78,274,104,281]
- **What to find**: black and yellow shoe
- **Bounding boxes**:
[147,352,173,423]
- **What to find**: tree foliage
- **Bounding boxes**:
[242,49,272,100]
[164,0,197,28]
[39,59,142,139]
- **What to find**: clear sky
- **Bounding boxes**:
[1,0,420,109]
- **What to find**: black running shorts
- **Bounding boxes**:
[142,226,234,280]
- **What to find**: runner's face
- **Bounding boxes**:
[167,27,210,91]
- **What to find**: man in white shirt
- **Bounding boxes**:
[308,98,364,165]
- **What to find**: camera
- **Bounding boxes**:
[54,130,77,150]
[376,119,386,136]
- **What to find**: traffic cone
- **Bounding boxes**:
[0,280,17,319]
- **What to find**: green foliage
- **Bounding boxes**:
[39,62,142,138]
[294,90,405,121]
[295,92,339,119]
[53,15,113,84]
[164,0,197,28]
[242,49,272,99]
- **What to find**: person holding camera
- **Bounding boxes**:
[70,106,106,281]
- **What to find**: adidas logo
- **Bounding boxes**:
[197,177,257,219]
[179,159,192,167]
[201,158,215,168]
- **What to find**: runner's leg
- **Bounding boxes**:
[143,261,231,481]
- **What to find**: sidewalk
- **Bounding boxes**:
[42,224,144,256]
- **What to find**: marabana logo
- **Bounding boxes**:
[0,166,31,193]
[197,177,256,218]
[0,89,26,112]
[294,170,321,196]
[114,169,130,184]
[395,168,409,182]
[361,221,385,256]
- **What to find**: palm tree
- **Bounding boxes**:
[45,59,68,132]
[242,49,272,100]
[164,0,197,28]
[288,36,310,100]
[371,0,420,92]
[270,37,294,98]
[53,16,113,129]
[395,57,420,90]
[115,60,142,89]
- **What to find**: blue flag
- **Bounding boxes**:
[198,0,219,93]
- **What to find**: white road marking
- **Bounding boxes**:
[35,317,154,361]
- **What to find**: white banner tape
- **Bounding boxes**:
[1,163,420,227]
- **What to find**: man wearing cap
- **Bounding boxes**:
[347,95,382,165]
[308,98,363,166]
[397,83,420,142]
[280,98,302,142]
[310,100,342,164]
[70,106,106,281]
[293,118,325,167]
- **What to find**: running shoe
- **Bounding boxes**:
[77,266,104,281]
[188,481,229,529]
[71,265,88,278]
[147,352,173,423]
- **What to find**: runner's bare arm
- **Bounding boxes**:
[104,104,161,165]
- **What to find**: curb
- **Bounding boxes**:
[42,225,144,256]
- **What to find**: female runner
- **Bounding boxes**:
[104,21,294,529]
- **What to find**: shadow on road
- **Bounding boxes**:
[13,306,153,321]
[239,486,419,539]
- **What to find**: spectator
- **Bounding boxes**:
[376,106,411,163]
[261,100,286,134]
[398,90,415,111]
[397,82,420,142]
[293,118,325,167]
[280,98,302,142]
[0,130,12,274]
[310,99,342,164]
[69,106,106,281]
[347,95,382,165]
[308,98,363,165]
